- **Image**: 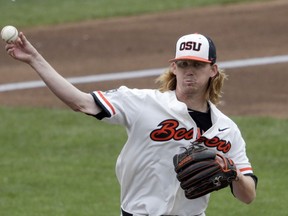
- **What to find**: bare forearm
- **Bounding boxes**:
[232,172,256,204]
[30,54,79,107]
[29,53,100,114]
[5,32,100,114]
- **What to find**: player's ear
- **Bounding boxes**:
[210,64,218,78]
[171,62,177,75]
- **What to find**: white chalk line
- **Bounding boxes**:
[0,55,288,92]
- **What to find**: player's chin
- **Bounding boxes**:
[182,87,197,95]
[184,82,197,90]
[184,79,196,85]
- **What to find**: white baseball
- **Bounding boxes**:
[1,25,19,43]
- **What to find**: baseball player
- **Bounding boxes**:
[5,32,257,216]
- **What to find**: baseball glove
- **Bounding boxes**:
[173,143,237,199]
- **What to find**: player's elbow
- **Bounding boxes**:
[69,103,90,113]
[70,104,83,112]
[243,195,256,204]
[69,102,101,116]
[238,190,256,204]
[67,94,100,115]
[246,192,257,204]
[63,100,87,113]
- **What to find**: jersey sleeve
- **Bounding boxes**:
[90,86,147,126]
[227,124,254,175]
[91,90,116,119]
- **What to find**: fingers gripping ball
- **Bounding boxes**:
[173,144,237,199]
[1,25,18,43]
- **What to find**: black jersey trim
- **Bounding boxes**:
[90,92,111,120]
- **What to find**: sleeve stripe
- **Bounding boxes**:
[239,167,253,173]
[96,91,116,115]
[90,92,111,119]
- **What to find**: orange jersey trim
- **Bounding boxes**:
[97,91,116,115]
[239,167,253,172]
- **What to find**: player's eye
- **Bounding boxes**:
[176,60,206,69]
[176,61,192,68]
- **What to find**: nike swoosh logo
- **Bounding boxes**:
[218,127,229,132]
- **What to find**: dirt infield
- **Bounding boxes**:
[1,0,288,118]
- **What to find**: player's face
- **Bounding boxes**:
[172,60,218,96]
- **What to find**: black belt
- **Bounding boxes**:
[121,208,179,216]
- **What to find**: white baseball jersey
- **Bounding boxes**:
[91,86,254,216]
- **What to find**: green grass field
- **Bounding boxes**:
[0,0,286,215]
[0,107,287,216]
[0,107,125,216]
[1,0,270,28]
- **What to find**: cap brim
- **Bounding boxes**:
[169,56,212,63]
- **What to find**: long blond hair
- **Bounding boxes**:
[155,65,227,105]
